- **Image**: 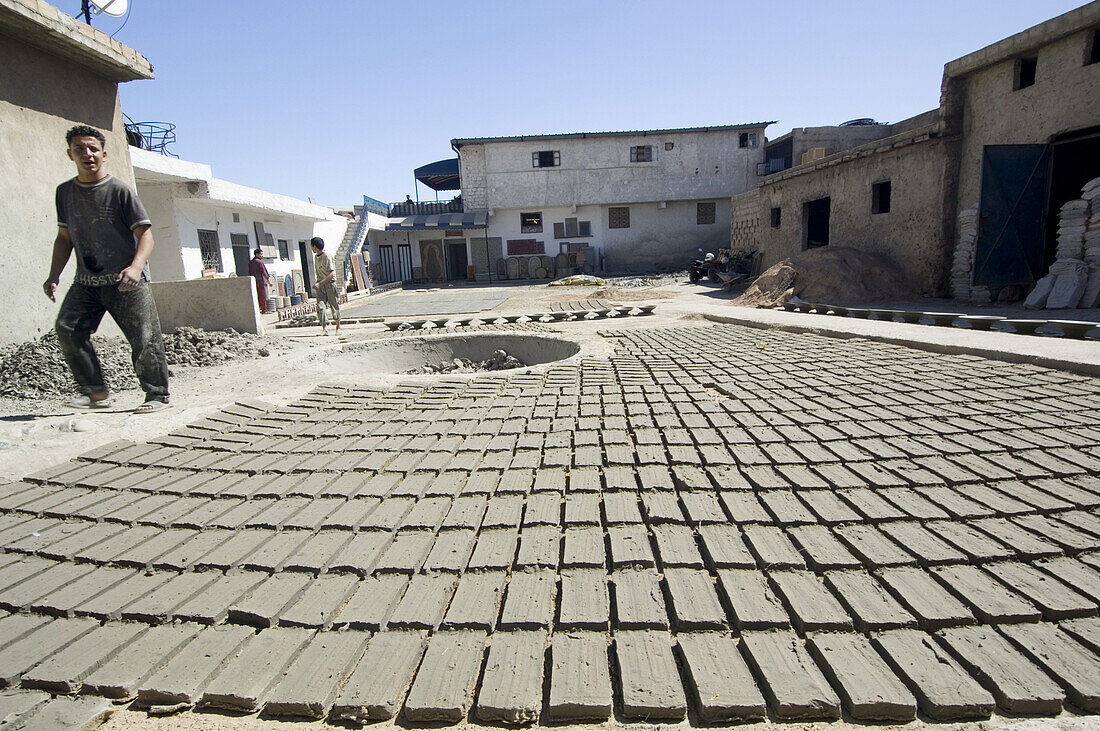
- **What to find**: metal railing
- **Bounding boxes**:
[756,158,789,176]
[389,199,463,217]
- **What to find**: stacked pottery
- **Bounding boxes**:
[951,205,979,301]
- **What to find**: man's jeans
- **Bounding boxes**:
[55,281,170,400]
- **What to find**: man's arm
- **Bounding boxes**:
[43,227,74,301]
[118,224,153,292]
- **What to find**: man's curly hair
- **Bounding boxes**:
[65,125,106,147]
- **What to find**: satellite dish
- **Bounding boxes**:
[90,0,127,17]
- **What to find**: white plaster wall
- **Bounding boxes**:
[486,205,603,258]
[601,199,732,272]
[471,128,765,211]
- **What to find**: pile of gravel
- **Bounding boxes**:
[0,327,281,399]
[408,349,524,375]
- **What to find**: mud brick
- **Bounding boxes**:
[559,526,603,568]
[387,573,459,630]
[66,568,172,620]
[318,499,378,531]
[1033,479,1100,509]
[691,524,751,569]
[403,630,486,722]
[924,520,1014,563]
[756,491,814,525]
[1037,557,1100,604]
[332,574,408,630]
[972,518,1062,560]
[870,628,994,720]
[442,571,506,630]
[496,470,533,496]
[567,467,601,493]
[1061,617,1100,655]
[420,529,474,572]
[676,632,765,721]
[0,617,94,687]
[600,492,640,526]
[876,487,950,520]
[136,624,253,708]
[716,569,790,630]
[934,563,1041,623]
[172,571,266,625]
[742,524,804,569]
[556,568,609,630]
[121,571,221,623]
[608,524,655,568]
[440,496,486,530]
[663,568,727,630]
[834,524,916,568]
[612,568,668,629]
[262,631,369,719]
[739,629,841,720]
[374,531,434,574]
[0,560,97,612]
[20,621,146,694]
[279,574,359,628]
[1015,514,1097,553]
[769,570,853,631]
[602,465,638,491]
[937,625,1064,715]
[1017,449,1088,475]
[467,528,518,570]
[4,518,71,554]
[613,630,686,721]
[481,494,524,529]
[794,491,858,525]
[825,570,916,630]
[200,627,313,712]
[190,530,269,572]
[500,569,555,629]
[282,531,351,573]
[396,497,449,531]
[323,532,386,575]
[787,525,861,570]
[879,521,968,566]
[650,524,704,568]
[875,567,974,629]
[548,631,612,721]
[836,489,904,522]
[475,630,546,724]
[357,472,400,498]
[984,561,1095,619]
[516,526,560,568]
[956,484,1031,516]
[144,529,228,571]
[563,494,600,526]
[718,491,770,523]
[280,498,344,530]
[523,492,562,526]
[227,572,312,627]
[36,522,123,562]
[637,465,674,491]
[676,492,723,524]
[804,631,916,721]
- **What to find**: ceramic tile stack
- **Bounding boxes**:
[1079,177,1100,308]
[1025,196,1088,309]
[951,205,978,301]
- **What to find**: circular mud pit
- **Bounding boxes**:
[329,334,581,376]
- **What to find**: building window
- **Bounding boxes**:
[277,239,291,260]
[553,218,593,239]
[630,145,653,162]
[1014,56,1037,90]
[739,132,758,148]
[1088,28,1100,65]
[770,207,781,228]
[232,212,240,223]
[609,207,630,229]
[697,201,716,225]
[520,212,543,233]
[872,180,892,214]
[532,150,560,168]
[197,229,223,272]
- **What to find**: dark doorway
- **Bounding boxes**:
[1046,127,1100,271]
[803,197,830,249]
[298,241,313,292]
[379,245,396,283]
[230,233,251,277]
[974,145,1051,286]
[445,240,468,280]
[397,243,413,281]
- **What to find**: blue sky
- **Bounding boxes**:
[65,0,1086,207]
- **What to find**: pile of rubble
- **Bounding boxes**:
[0,327,280,399]
[1026,178,1100,310]
[408,349,524,375]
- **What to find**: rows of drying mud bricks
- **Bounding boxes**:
[0,324,1099,727]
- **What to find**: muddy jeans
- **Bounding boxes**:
[55,280,170,401]
[315,282,340,326]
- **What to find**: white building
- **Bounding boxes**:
[369,123,771,281]
[131,148,350,297]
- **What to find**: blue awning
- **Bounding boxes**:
[386,211,488,231]
[414,158,461,191]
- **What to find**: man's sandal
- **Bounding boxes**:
[67,395,112,409]
[134,400,172,414]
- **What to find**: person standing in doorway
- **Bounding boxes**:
[43,125,171,413]
[249,248,272,313]
[310,237,340,334]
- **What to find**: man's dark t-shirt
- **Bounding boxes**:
[56,175,151,286]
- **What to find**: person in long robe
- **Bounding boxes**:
[248,248,271,313]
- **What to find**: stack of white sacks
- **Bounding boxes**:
[1024,177,1100,309]
[952,205,979,301]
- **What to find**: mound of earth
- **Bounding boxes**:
[732,246,916,308]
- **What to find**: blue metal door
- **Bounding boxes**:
[973,145,1051,286]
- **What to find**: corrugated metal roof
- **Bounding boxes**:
[451,122,776,147]
[385,212,488,231]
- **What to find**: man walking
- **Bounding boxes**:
[310,236,340,334]
[43,125,171,413]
